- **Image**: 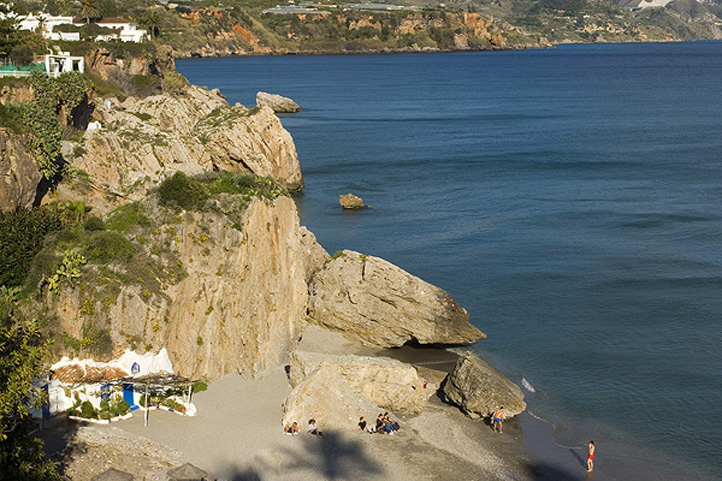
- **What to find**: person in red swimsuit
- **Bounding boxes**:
[587,440,595,472]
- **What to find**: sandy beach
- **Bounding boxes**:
[41,328,560,481]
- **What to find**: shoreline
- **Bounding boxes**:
[172,39,722,61]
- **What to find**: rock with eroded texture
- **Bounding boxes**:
[37,194,328,380]
[0,128,41,213]
[282,364,381,431]
[339,193,370,210]
[308,250,485,347]
[443,351,526,420]
[67,86,303,215]
[289,350,437,414]
[256,91,301,113]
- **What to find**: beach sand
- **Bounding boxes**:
[41,328,588,480]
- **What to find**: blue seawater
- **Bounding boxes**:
[177,42,722,480]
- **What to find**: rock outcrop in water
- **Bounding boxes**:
[443,351,526,419]
[308,250,485,347]
[256,91,301,113]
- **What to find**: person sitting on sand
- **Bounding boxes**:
[358,416,367,432]
[493,407,504,434]
[376,413,385,433]
[587,441,595,472]
[307,419,323,437]
[284,421,299,435]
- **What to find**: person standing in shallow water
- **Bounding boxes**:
[587,441,595,472]
[493,407,504,434]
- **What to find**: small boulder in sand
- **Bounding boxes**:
[443,351,526,420]
[339,193,371,210]
[256,91,301,113]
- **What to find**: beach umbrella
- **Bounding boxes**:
[167,462,208,481]
[91,467,134,481]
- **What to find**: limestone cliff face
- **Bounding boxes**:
[0,128,41,213]
[308,250,485,347]
[40,194,328,380]
[69,86,303,213]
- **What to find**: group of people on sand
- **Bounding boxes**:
[283,419,323,438]
[357,413,401,435]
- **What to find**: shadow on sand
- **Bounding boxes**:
[525,460,592,481]
[214,430,383,480]
[36,415,81,477]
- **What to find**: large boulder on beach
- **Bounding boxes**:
[288,350,437,414]
[282,364,381,431]
[307,250,485,347]
[256,91,301,113]
[443,351,526,420]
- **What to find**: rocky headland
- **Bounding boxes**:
[2,48,528,479]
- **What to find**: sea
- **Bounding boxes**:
[177,41,722,481]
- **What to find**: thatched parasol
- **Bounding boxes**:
[90,467,134,481]
[167,462,208,481]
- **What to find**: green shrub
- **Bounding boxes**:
[131,111,152,121]
[84,231,136,264]
[83,216,105,232]
[79,400,96,419]
[111,399,130,416]
[9,44,34,67]
[0,102,31,133]
[157,171,288,213]
[157,172,210,211]
[0,208,64,288]
[105,203,151,231]
[191,381,207,393]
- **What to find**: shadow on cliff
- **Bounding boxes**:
[281,431,383,479]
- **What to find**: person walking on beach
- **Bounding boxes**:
[587,441,595,472]
[493,407,504,434]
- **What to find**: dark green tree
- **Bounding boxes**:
[138,9,162,39]
[0,287,60,481]
[80,0,101,24]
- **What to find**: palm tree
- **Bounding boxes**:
[80,0,100,25]
[138,10,162,40]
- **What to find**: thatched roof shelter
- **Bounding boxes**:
[167,462,208,480]
[90,467,134,481]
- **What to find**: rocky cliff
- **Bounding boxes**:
[0,128,41,213]
[33,189,327,380]
[65,85,303,214]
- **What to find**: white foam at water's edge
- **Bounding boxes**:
[521,376,536,393]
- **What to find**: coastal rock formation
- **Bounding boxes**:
[288,350,436,414]
[84,46,176,97]
[443,351,526,420]
[282,364,381,431]
[256,91,301,113]
[36,194,328,380]
[339,193,370,210]
[68,85,303,213]
[0,128,42,213]
[308,250,485,347]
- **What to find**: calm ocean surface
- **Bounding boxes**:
[177,42,722,480]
